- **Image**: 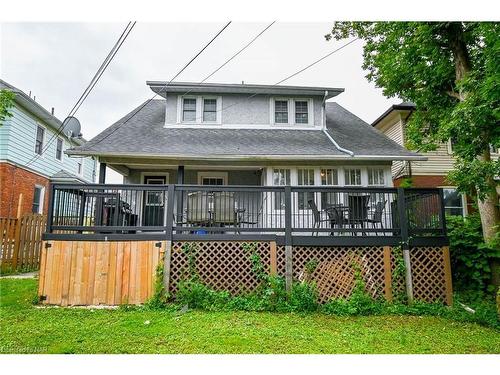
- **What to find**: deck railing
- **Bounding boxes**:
[44,184,448,246]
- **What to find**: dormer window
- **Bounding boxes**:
[295,100,309,124]
[274,100,288,124]
[178,96,221,124]
[271,98,312,125]
[203,98,217,122]
[182,98,197,122]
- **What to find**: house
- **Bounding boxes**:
[0,79,97,217]
[372,102,500,217]
[38,81,453,307]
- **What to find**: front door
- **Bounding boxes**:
[143,176,166,227]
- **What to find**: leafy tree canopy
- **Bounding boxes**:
[326,22,499,198]
[0,89,15,126]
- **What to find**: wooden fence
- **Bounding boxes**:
[0,214,46,272]
[38,240,453,306]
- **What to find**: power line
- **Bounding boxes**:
[180,21,276,99]
[193,37,360,120]
[25,21,136,168]
[85,21,232,152]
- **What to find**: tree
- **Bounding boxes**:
[0,89,15,126]
[326,22,499,284]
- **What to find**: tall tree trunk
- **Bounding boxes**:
[447,22,500,287]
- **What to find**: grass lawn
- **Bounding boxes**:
[0,278,499,354]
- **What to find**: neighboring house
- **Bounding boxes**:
[0,79,97,217]
[372,102,500,217]
[67,81,423,199]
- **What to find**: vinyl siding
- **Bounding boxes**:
[1,104,96,182]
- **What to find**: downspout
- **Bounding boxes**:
[322,90,354,157]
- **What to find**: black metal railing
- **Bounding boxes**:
[44,184,448,246]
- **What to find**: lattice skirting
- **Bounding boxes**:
[168,241,453,305]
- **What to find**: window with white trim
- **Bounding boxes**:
[56,138,63,161]
[272,168,290,210]
[203,98,217,122]
[321,168,339,206]
[297,168,315,210]
[274,100,288,124]
[32,185,45,214]
[35,125,44,155]
[344,168,362,186]
[182,98,197,122]
[443,188,466,216]
[295,100,309,124]
[367,168,385,186]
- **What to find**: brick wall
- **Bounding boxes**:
[0,162,50,217]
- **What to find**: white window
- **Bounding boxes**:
[274,100,288,124]
[272,169,290,210]
[56,138,63,161]
[203,98,217,122]
[182,98,197,122]
[321,168,339,206]
[443,188,466,216]
[294,100,309,124]
[297,168,315,210]
[344,168,362,186]
[32,185,45,214]
[198,172,227,185]
[367,168,385,186]
[35,125,44,155]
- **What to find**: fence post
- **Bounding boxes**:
[284,186,293,294]
[383,246,393,302]
[163,185,175,291]
[270,241,277,276]
[397,187,414,304]
[442,246,453,306]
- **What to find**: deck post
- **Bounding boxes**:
[284,186,293,294]
[176,166,185,227]
[164,185,175,291]
[397,188,413,304]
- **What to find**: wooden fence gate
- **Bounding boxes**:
[0,214,46,272]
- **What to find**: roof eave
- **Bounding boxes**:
[66,150,426,162]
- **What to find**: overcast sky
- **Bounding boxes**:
[0,22,398,181]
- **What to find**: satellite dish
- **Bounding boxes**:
[62,116,81,138]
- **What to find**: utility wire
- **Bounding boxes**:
[25,21,136,167]
[190,37,360,121]
[180,21,276,98]
[85,21,232,152]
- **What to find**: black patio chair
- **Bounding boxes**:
[365,200,387,236]
[308,199,334,236]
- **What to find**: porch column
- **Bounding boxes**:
[99,162,107,183]
[176,165,185,226]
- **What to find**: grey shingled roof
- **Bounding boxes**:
[325,102,421,158]
[67,99,422,161]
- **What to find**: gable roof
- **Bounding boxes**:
[371,101,416,128]
[67,99,423,161]
[0,79,86,145]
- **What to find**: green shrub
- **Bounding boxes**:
[288,282,319,312]
[447,214,498,294]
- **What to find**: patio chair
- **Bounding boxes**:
[308,199,332,236]
[365,200,387,235]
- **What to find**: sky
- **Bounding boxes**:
[0,22,398,182]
